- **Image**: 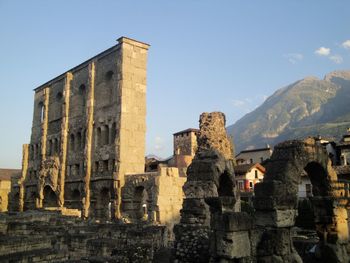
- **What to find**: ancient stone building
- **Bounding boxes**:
[10,37,149,219]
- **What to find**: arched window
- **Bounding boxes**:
[70,134,75,152]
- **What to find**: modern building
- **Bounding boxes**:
[234,163,265,192]
[235,146,272,165]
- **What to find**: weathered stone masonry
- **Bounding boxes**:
[10,37,150,220]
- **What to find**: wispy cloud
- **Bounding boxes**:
[284,53,303,64]
[342,40,350,50]
[315,47,330,56]
[329,54,343,64]
[154,136,164,151]
[231,95,268,113]
[314,46,343,64]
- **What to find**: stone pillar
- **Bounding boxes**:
[173,112,238,262]
[40,87,50,160]
[114,37,150,219]
[37,87,50,208]
[58,72,73,208]
[82,62,96,218]
[19,144,29,212]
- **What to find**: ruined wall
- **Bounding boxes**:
[174,112,237,262]
[122,167,186,240]
[12,37,150,220]
[0,211,168,262]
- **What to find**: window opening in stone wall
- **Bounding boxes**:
[70,134,75,152]
[95,161,99,173]
[250,158,253,164]
[218,171,234,197]
[134,186,148,220]
[96,127,102,147]
[48,140,52,156]
[43,186,57,207]
[79,84,86,108]
[103,125,109,145]
[103,160,109,172]
[76,131,82,151]
[105,71,114,81]
[75,164,80,176]
[38,102,44,123]
[56,92,63,101]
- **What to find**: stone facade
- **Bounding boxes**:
[10,37,150,219]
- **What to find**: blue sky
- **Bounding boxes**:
[0,0,349,168]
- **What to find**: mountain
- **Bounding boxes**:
[227,70,350,152]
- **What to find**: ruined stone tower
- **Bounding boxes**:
[10,37,150,219]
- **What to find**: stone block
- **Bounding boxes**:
[216,230,251,259]
[254,181,298,210]
[257,228,292,257]
[211,212,253,232]
[255,209,297,227]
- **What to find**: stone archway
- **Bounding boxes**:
[43,185,57,207]
[133,186,149,221]
[254,138,349,263]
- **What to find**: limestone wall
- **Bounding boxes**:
[11,37,150,220]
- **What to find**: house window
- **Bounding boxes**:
[249,181,253,189]
[255,170,258,179]
[238,181,244,190]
